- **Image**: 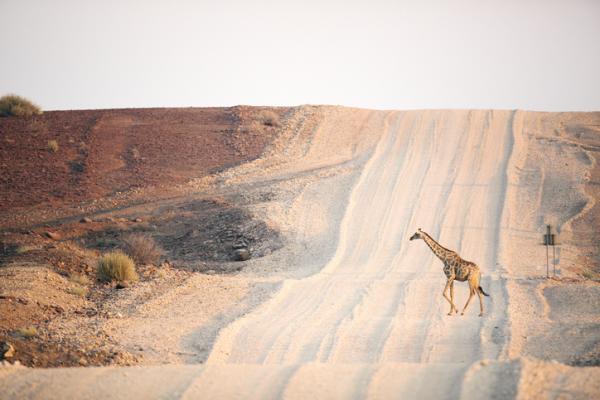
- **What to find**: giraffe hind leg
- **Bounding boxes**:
[462,272,481,316]
[477,289,484,317]
[461,288,475,316]
[443,278,457,315]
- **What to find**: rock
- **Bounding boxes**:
[78,357,88,366]
[80,217,93,223]
[233,248,250,261]
[131,218,142,223]
[116,282,129,289]
[52,305,65,314]
[232,240,248,249]
[1,341,15,359]
[44,231,61,240]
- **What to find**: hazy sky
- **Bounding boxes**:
[1,0,599,111]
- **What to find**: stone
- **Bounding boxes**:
[0,341,15,359]
[80,217,93,223]
[115,282,129,289]
[131,218,142,223]
[44,231,61,240]
[232,240,248,249]
[233,248,250,261]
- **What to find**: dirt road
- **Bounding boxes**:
[2,108,599,399]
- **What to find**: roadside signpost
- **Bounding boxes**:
[543,225,557,278]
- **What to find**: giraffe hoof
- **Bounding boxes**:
[460,312,465,316]
[447,312,453,316]
[479,313,483,317]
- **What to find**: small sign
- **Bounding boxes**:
[543,225,558,277]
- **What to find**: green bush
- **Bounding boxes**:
[0,94,42,117]
[97,251,138,282]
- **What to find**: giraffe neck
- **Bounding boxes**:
[420,232,449,261]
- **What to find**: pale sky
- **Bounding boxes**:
[1,0,599,111]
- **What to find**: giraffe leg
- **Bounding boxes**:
[477,289,484,317]
[461,288,475,316]
[443,278,456,315]
[449,281,458,314]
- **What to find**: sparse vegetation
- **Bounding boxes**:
[69,273,90,286]
[581,268,600,281]
[47,140,59,152]
[15,245,37,254]
[66,286,87,297]
[258,110,281,127]
[17,326,38,338]
[97,251,138,282]
[130,147,141,161]
[121,233,163,265]
[0,94,42,117]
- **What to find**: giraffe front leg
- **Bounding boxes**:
[450,280,458,314]
[442,278,456,316]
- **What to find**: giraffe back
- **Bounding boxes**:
[443,254,478,282]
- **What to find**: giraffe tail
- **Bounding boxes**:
[478,286,490,297]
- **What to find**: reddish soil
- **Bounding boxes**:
[0,106,289,367]
[0,106,288,226]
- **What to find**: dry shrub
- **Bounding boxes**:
[16,245,37,254]
[121,233,163,265]
[258,110,281,127]
[18,326,38,338]
[47,140,59,152]
[69,273,90,286]
[0,94,42,117]
[66,286,87,297]
[97,251,138,282]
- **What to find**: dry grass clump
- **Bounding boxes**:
[121,233,163,265]
[0,94,42,117]
[66,286,87,297]
[97,251,138,282]
[15,245,38,254]
[17,326,38,338]
[258,110,281,127]
[47,140,59,152]
[69,273,90,286]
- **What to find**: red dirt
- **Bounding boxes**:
[0,106,289,367]
[0,106,288,223]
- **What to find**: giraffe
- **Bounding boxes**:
[409,228,489,316]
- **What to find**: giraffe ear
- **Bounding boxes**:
[418,227,422,231]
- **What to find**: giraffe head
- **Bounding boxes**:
[409,228,423,241]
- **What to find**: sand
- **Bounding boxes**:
[1,107,599,399]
